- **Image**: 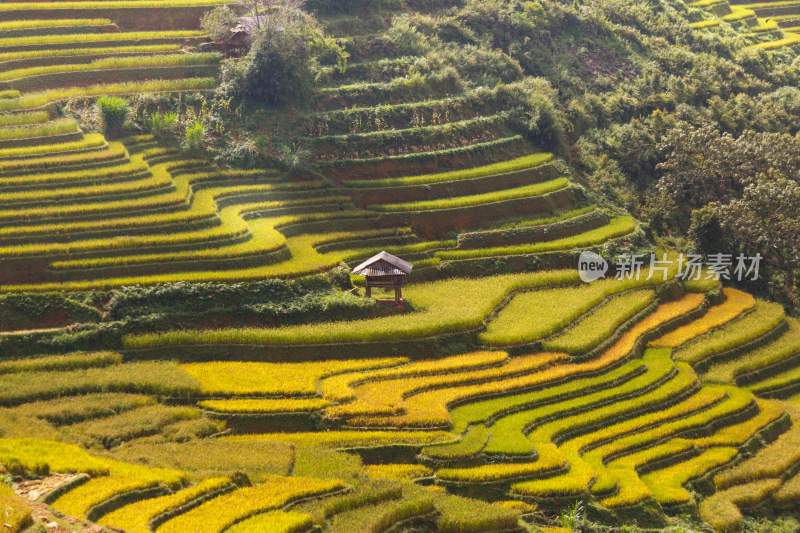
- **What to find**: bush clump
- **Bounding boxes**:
[95,96,129,138]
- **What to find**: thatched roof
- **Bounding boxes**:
[352,251,413,277]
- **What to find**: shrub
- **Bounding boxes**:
[237,7,345,105]
[200,5,238,42]
[181,117,205,153]
[96,96,129,138]
[145,111,178,139]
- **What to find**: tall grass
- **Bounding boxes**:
[0,52,220,81]
[674,300,786,365]
[0,117,78,140]
[346,152,554,188]
[371,177,569,211]
[0,78,216,111]
[0,18,112,31]
[437,216,638,259]
[0,44,181,63]
[0,361,198,405]
[156,477,344,533]
[542,289,656,354]
[181,358,404,396]
[124,271,580,348]
[0,110,48,127]
[99,477,233,533]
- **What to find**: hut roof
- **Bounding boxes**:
[352,251,413,277]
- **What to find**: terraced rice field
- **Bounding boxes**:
[4,270,800,531]
[0,0,640,291]
[689,0,800,50]
[1,1,799,532]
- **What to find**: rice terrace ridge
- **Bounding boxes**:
[0,0,799,531]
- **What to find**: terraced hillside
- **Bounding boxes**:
[690,0,800,49]
[2,271,800,531]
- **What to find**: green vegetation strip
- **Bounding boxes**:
[125,271,580,348]
[674,300,786,365]
[0,18,112,31]
[0,44,182,63]
[437,216,638,260]
[0,30,204,50]
[481,276,664,347]
[370,178,570,212]
[0,118,77,141]
[0,53,220,82]
[0,78,216,111]
[346,153,554,188]
[542,289,657,355]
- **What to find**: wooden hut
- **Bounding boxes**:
[352,251,413,305]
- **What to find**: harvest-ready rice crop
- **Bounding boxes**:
[705,318,800,384]
[542,289,656,354]
[481,278,666,347]
[0,52,220,82]
[0,118,78,141]
[370,178,570,212]
[124,271,580,348]
[0,78,216,111]
[0,351,121,374]
[641,447,739,505]
[0,361,198,405]
[156,476,344,533]
[225,511,313,533]
[12,393,154,425]
[346,153,554,188]
[651,287,755,348]
[182,358,405,396]
[435,216,638,260]
[99,477,233,533]
[674,300,786,365]
[198,398,331,414]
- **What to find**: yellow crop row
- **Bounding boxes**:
[650,288,754,348]
[157,476,344,533]
[182,358,405,396]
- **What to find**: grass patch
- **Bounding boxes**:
[674,300,786,366]
[124,271,580,348]
[0,352,121,374]
[0,78,216,111]
[542,289,656,355]
[436,216,638,260]
[0,361,198,406]
[99,477,233,533]
[0,52,220,82]
[0,118,77,141]
[182,358,405,396]
[345,153,554,188]
[156,476,344,533]
[370,177,569,212]
[705,318,800,384]
[651,287,754,349]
